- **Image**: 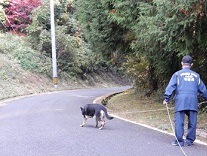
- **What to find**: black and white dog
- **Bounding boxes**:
[80,104,114,130]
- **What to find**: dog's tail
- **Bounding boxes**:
[106,114,114,120]
[103,107,114,120]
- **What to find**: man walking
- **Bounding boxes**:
[163,55,207,146]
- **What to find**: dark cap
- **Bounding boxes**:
[182,55,192,64]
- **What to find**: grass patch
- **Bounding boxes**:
[107,88,207,143]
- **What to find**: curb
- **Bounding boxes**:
[93,92,119,104]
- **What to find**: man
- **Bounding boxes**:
[163,55,207,146]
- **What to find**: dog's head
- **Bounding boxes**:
[80,107,86,117]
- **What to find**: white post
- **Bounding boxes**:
[50,0,58,87]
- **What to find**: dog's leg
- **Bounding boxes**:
[95,116,98,127]
[80,117,87,127]
[99,111,105,130]
[99,120,105,130]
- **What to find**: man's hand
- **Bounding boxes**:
[163,100,168,105]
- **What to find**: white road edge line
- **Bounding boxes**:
[1,90,206,146]
[93,94,207,146]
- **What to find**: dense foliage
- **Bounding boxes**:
[1,0,207,96]
[0,33,52,75]
[75,0,207,94]
[27,0,105,77]
[132,0,207,91]
[0,0,9,31]
[75,0,134,67]
[1,0,41,33]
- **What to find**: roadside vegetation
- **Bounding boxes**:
[75,0,207,95]
[0,0,129,100]
[0,33,128,100]
[106,88,207,143]
[1,0,207,97]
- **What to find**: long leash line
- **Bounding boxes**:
[165,103,187,156]
[115,101,206,114]
[114,107,174,115]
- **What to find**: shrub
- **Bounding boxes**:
[27,1,99,77]
[0,33,52,76]
[3,0,41,33]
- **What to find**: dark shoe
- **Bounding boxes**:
[186,140,193,146]
[186,143,192,146]
[171,141,179,146]
[171,141,184,147]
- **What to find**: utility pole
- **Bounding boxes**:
[50,0,58,87]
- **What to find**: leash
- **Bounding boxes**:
[165,103,187,156]
[119,101,206,114]
[198,101,207,107]
[115,107,174,114]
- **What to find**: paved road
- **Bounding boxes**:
[0,86,206,156]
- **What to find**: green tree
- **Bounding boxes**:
[75,0,134,67]
[75,0,207,94]
[27,0,101,76]
[130,0,207,92]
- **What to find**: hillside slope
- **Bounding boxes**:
[0,52,128,100]
[0,33,131,101]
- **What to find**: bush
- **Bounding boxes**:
[2,0,41,33]
[123,54,150,92]
[27,1,101,77]
[0,33,52,76]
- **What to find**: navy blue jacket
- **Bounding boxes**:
[164,67,207,112]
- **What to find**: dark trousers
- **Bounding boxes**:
[174,110,197,144]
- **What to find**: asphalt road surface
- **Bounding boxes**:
[0,86,206,156]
